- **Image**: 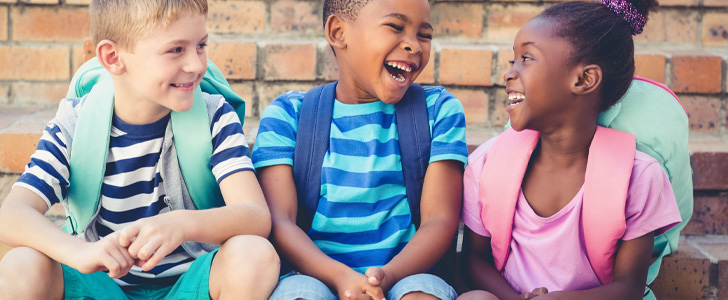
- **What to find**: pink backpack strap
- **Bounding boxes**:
[479,128,540,271]
[583,126,635,285]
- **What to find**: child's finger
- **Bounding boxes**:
[532,287,548,296]
[363,286,386,300]
[365,267,385,286]
[117,224,139,248]
[141,242,174,272]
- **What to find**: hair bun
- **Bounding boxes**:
[601,0,647,35]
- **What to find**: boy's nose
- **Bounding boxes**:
[184,53,206,74]
[402,37,422,54]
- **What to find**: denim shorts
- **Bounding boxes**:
[268,272,457,300]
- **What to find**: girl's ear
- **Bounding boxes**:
[324,15,347,52]
[572,64,602,95]
[96,40,125,75]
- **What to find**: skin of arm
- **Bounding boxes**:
[0,187,135,278]
[461,227,524,300]
[117,170,272,271]
[257,164,383,300]
[373,160,464,292]
[532,232,655,300]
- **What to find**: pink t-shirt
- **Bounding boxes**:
[461,137,682,293]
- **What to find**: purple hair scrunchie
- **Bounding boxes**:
[601,0,647,35]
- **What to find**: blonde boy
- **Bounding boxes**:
[0,1,279,299]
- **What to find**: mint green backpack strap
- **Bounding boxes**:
[170,89,225,210]
[66,78,114,234]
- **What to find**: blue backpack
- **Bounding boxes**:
[292,82,431,231]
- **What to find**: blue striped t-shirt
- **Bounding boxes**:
[252,86,468,273]
[15,95,253,286]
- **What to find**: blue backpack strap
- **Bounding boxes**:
[293,82,337,230]
[394,83,430,227]
[292,82,430,230]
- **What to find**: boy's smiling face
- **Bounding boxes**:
[334,0,432,104]
[113,11,208,124]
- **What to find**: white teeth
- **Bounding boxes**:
[507,93,525,106]
[392,73,405,83]
[386,62,413,73]
[172,83,192,87]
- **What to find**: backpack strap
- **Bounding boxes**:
[480,126,634,285]
[67,80,222,234]
[583,126,634,285]
[480,128,539,270]
[293,82,431,231]
[394,84,430,226]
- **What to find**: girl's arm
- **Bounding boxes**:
[534,232,655,300]
[375,160,463,292]
[461,227,524,300]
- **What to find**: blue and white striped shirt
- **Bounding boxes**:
[15,96,253,286]
[252,86,468,273]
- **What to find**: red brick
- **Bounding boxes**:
[0,133,42,173]
[0,46,70,81]
[658,0,698,7]
[71,45,87,76]
[207,1,265,34]
[207,41,257,80]
[683,195,728,235]
[271,0,322,35]
[0,0,16,4]
[691,151,728,190]
[681,96,721,133]
[415,50,435,85]
[702,13,728,47]
[264,43,317,81]
[320,42,339,81]
[634,54,666,84]
[449,88,489,125]
[0,84,8,106]
[21,0,58,4]
[492,89,510,127]
[637,10,698,45]
[431,2,483,38]
[494,48,514,86]
[486,4,542,40]
[439,46,492,86]
[0,6,7,41]
[669,54,722,94]
[12,6,90,42]
[649,239,712,300]
[11,82,67,107]
[705,0,728,6]
[229,82,255,118]
[66,0,91,4]
[257,82,317,112]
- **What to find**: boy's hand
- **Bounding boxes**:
[519,287,548,300]
[118,212,186,272]
[365,267,393,297]
[72,232,134,278]
[337,271,386,300]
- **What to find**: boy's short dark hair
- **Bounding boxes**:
[322,0,373,27]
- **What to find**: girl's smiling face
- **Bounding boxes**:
[504,18,584,133]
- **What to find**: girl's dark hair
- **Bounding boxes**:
[538,0,658,112]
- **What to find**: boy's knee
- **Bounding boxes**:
[218,235,280,272]
[0,247,63,299]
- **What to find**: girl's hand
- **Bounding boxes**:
[519,287,548,300]
[71,232,134,278]
[118,212,186,271]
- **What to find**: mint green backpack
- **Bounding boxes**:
[63,58,245,235]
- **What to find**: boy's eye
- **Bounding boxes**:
[418,33,433,40]
[197,43,207,49]
[387,24,403,31]
[169,47,183,53]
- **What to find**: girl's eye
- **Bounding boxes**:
[508,59,516,65]
[522,56,533,62]
[387,24,403,31]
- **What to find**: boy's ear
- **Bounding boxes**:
[96,40,125,75]
[324,15,347,51]
[572,64,602,95]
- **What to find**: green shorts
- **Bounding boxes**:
[62,249,217,300]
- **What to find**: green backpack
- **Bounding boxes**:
[63,57,245,235]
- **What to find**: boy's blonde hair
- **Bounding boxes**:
[90,0,208,51]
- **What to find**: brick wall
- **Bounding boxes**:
[0,0,726,134]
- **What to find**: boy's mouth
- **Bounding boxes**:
[508,92,525,106]
[384,61,417,84]
[170,82,194,88]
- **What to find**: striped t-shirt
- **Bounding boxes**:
[252,86,468,273]
[15,95,253,286]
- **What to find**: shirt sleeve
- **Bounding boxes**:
[209,98,255,183]
[251,92,303,169]
[622,155,683,241]
[426,87,469,165]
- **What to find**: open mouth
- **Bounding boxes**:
[384,61,417,84]
[508,92,525,106]
[170,82,194,88]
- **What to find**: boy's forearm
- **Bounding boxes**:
[0,187,87,265]
[176,202,272,245]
